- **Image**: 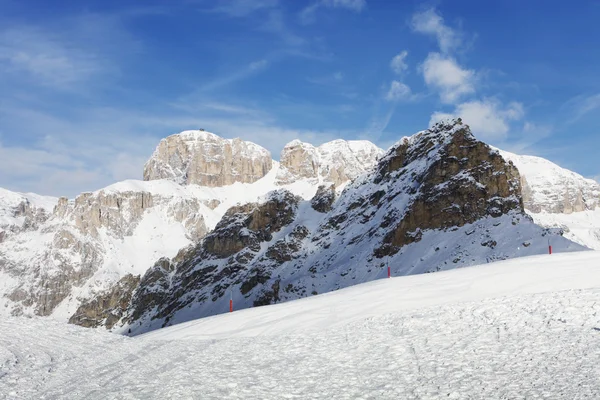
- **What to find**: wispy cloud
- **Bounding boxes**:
[390,50,408,74]
[299,0,367,25]
[562,93,600,123]
[385,81,412,102]
[209,0,279,18]
[430,99,524,141]
[422,52,475,104]
[411,7,462,54]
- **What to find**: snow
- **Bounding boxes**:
[499,149,600,211]
[0,187,57,229]
[1,251,600,399]
[527,209,600,250]
[0,161,325,321]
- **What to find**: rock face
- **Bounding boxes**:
[111,119,582,335]
[143,130,273,187]
[68,274,140,329]
[0,182,209,318]
[499,151,600,214]
[276,139,383,187]
[0,124,593,330]
[0,188,56,238]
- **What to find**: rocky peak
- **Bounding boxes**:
[276,138,383,187]
[143,130,273,187]
[371,118,522,255]
[499,150,600,214]
[104,118,581,336]
[0,188,56,238]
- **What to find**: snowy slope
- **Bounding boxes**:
[0,187,57,231]
[118,120,585,335]
[524,209,600,250]
[499,149,600,213]
[498,149,600,249]
[1,251,600,399]
[0,161,325,321]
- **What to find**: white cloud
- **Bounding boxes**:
[429,99,524,141]
[385,80,412,101]
[411,7,461,54]
[390,50,408,74]
[249,59,268,70]
[299,0,366,24]
[323,0,366,11]
[563,93,600,123]
[211,0,279,17]
[0,26,111,89]
[422,52,475,104]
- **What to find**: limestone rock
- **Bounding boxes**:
[115,119,581,336]
[143,130,273,187]
[499,150,600,214]
[69,274,140,329]
[276,139,383,187]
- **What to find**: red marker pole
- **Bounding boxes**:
[229,291,233,313]
[387,257,391,278]
[548,239,552,255]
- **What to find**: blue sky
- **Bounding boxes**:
[1,0,599,196]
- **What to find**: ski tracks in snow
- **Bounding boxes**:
[1,289,600,399]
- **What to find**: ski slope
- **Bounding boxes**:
[1,251,600,399]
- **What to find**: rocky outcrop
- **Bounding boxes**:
[311,185,336,213]
[499,150,600,214]
[276,139,383,187]
[0,189,55,238]
[114,119,582,336]
[373,120,522,256]
[69,274,140,329]
[0,182,209,319]
[143,130,273,187]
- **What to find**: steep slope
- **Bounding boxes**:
[500,150,600,249]
[0,129,384,323]
[114,119,583,335]
[0,187,57,238]
[499,150,600,213]
[276,138,383,188]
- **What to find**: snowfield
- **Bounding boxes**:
[1,251,600,399]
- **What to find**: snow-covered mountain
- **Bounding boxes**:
[143,130,273,187]
[105,119,582,334]
[276,139,384,188]
[0,120,595,331]
[0,133,383,322]
[0,188,57,237]
[499,150,600,249]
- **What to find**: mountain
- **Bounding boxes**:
[143,130,273,186]
[276,139,383,188]
[499,150,600,249]
[0,120,594,331]
[107,119,582,334]
[0,133,383,322]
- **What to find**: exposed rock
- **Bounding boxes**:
[277,140,320,183]
[373,120,522,255]
[311,185,336,213]
[500,150,600,213]
[69,274,140,329]
[276,139,383,187]
[143,130,273,187]
[204,190,300,258]
[114,119,582,336]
